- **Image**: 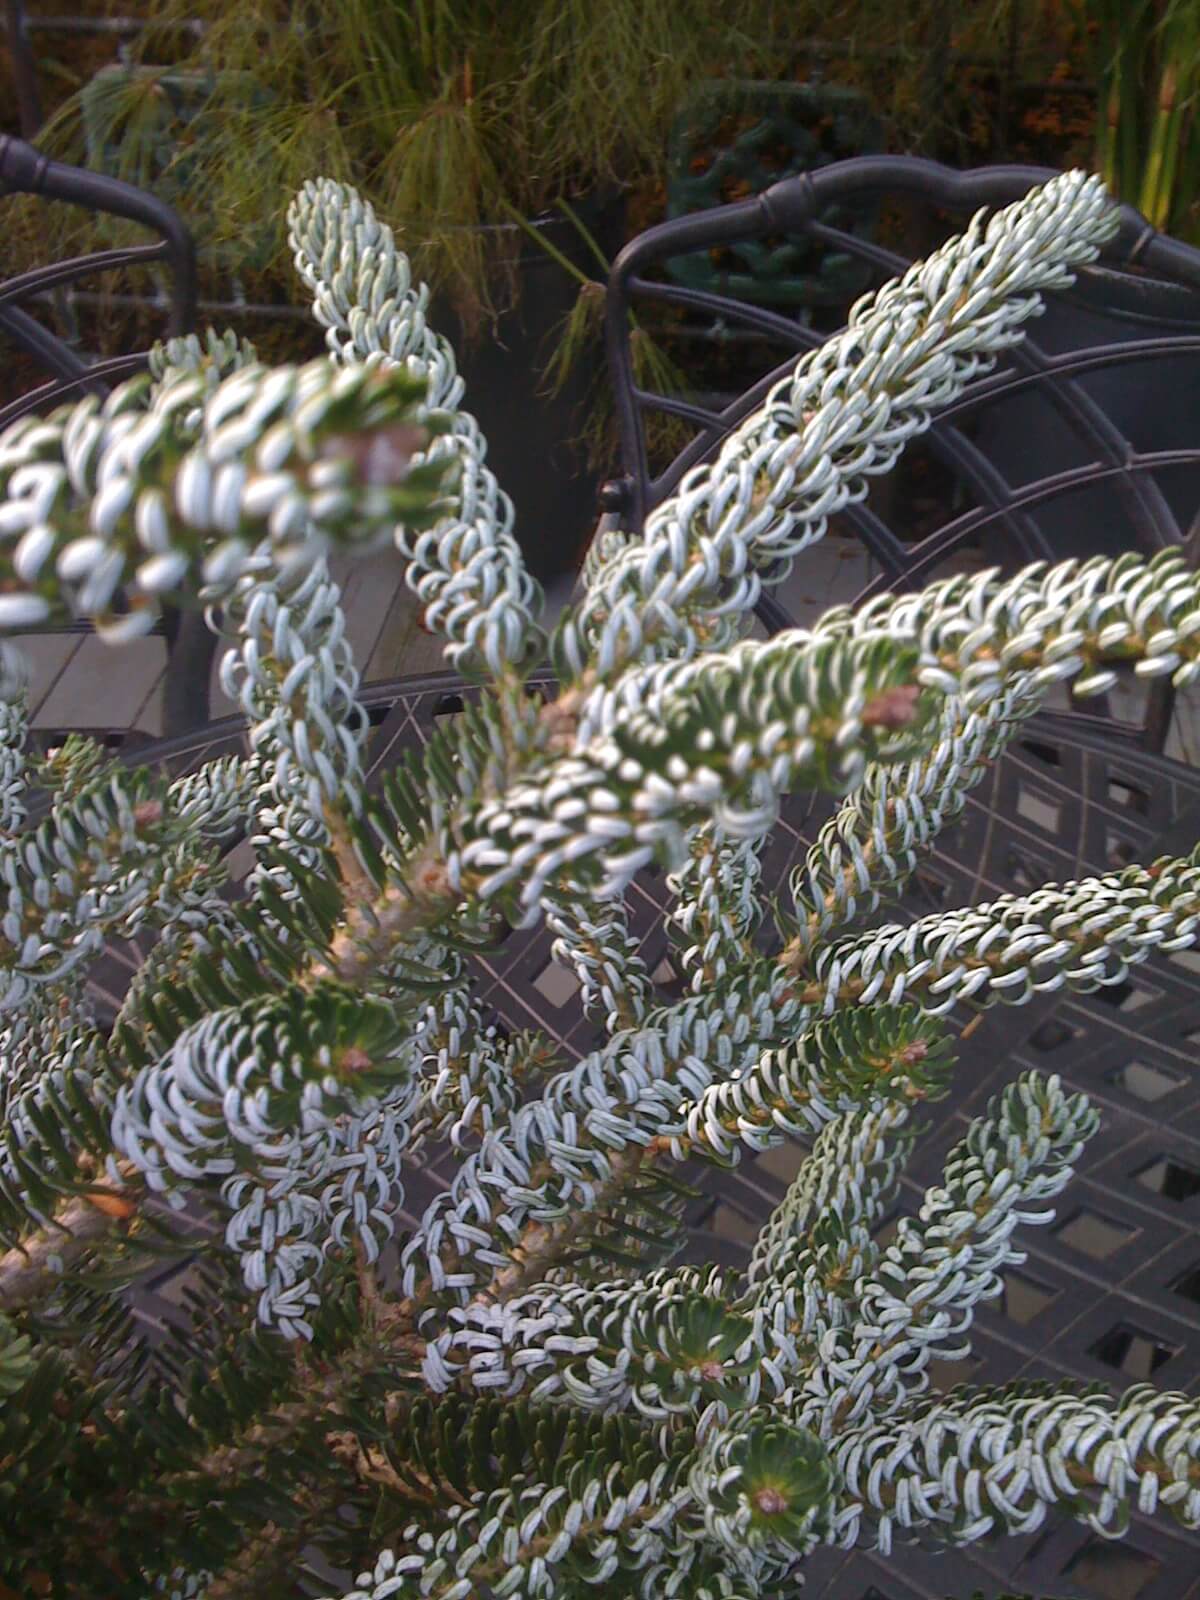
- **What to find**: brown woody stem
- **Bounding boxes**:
[0,1171,141,1313]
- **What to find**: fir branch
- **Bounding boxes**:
[0,353,453,641]
[202,1490,328,1600]
[682,848,1200,1163]
[398,965,802,1315]
[109,985,418,1337]
[789,685,1027,963]
[4,166,1200,1597]
[554,169,1118,685]
[797,1073,1099,1432]
[166,752,258,841]
[783,852,1200,1014]
[664,1007,952,1168]
[288,177,544,678]
[0,759,199,1002]
[147,325,261,394]
[826,544,1200,716]
[667,828,764,995]
[0,980,115,1245]
[544,892,654,1035]
[330,1463,693,1600]
[453,628,930,918]
[218,549,370,843]
[827,1382,1200,1551]
[0,674,29,838]
[407,972,527,1153]
[688,1410,839,1580]
[0,1172,139,1313]
[748,1099,920,1363]
[403,964,786,1313]
[423,1264,758,1416]
[307,852,465,986]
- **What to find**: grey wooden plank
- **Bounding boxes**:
[33,635,168,730]
[134,670,166,738]
[10,633,83,717]
[364,584,448,681]
[339,547,411,680]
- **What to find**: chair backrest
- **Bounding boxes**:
[89,670,1200,1600]
[601,156,1200,751]
[601,162,1200,1600]
[0,133,196,430]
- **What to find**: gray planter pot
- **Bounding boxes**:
[432,192,626,585]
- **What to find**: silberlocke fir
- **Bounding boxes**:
[0,169,1197,1599]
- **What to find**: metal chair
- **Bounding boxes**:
[74,659,1200,1600]
[594,156,1200,1600]
[601,155,1200,753]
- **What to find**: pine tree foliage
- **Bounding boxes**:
[0,170,1197,1598]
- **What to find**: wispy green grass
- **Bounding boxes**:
[1072,0,1198,237]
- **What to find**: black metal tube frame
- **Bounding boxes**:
[601,157,1200,751]
[0,133,197,430]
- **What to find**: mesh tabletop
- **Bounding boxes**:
[87,662,1200,1600]
[28,154,1200,1600]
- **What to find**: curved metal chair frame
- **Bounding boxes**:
[66,666,1200,1600]
[0,133,196,431]
[601,157,1200,751]
[0,131,206,729]
[12,159,1200,1600]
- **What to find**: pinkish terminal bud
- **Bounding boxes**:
[321,424,430,486]
[133,800,164,827]
[414,857,452,900]
[698,1359,725,1382]
[753,1486,789,1516]
[861,684,922,730]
